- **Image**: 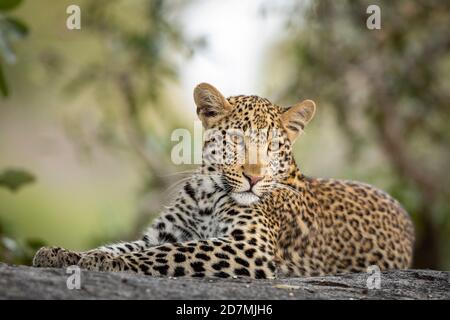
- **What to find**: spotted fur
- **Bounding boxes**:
[33,83,415,278]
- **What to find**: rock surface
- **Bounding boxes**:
[0,263,448,300]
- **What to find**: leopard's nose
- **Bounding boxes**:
[243,173,264,187]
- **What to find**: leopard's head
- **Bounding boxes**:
[194,83,316,206]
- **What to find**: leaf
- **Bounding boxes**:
[4,17,29,38]
[0,0,23,12]
[25,238,46,250]
[0,63,8,96]
[0,168,35,192]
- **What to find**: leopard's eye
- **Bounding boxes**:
[268,137,283,153]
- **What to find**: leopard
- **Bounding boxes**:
[33,82,415,279]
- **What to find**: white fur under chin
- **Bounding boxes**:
[231,192,260,206]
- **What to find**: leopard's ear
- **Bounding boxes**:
[281,99,316,142]
[194,83,232,128]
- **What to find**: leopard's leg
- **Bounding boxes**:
[33,227,184,269]
[32,239,151,268]
[32,247,82,268]
[79,237,277,279]
[75,212,204,270]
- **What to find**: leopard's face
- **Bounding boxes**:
[194,83,316,206]
[202,96,293,205]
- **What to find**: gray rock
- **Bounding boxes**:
[0,263,448,300]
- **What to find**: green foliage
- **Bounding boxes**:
[0,168,35,192]
[0,233,46,265]
[0,0,28,96]
[43,0,203,237]
[62,0,201,178]
[66,0,200,105]
[0,1,200,262]
[0,0,23,11]
[0,166,40,264]
[0,0,42,265]
[3,16,28,36]
[0,63,7,96]
[0,167,42,265]
[0,215,45,265]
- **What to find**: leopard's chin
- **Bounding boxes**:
[230,191,260,206]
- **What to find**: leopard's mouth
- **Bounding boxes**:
[230,191,260,206]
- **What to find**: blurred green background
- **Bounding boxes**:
[0,0,449,270]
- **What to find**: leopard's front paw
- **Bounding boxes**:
[78,251,124,272]
[33,247,62,267]
[32,247,81,268]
